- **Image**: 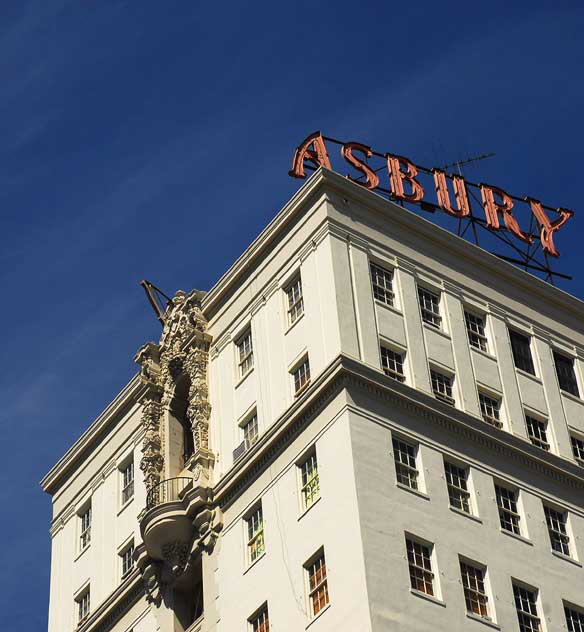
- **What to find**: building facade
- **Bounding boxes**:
[42,168,584,632]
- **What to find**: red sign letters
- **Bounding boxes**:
[289,131,573,258]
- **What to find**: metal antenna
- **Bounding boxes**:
[140,280,173,325]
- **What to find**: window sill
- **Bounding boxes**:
[117,496,134,517]
[294,381,311,399]
[409,589,445,607]
[305,603,331,629]
[515,368,541,384]
[396,482,430,501]
[374,298,403,317]
[74,543,91,562]
[285,311,305,335]
[470,346,497,362]
[449,506,482,524]
[235,367,254,389]
[561,389,583,404]
[423,322,450,339]
[243,551,265,576]
[298,495,322,521]
[466,613,501,629]
[551,549,582,567]
[500,529,532,546]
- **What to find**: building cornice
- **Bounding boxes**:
[214,353,584,512]
[40,375,146,496]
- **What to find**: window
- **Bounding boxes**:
[248,604,270,632]
[465,311,488,352]
[380,346,405,382]
[405,537,434,596]
[509,330,535,375]
[237,329,254,377]
[418,287,441,328]
[554,351,579,397]
[513,584,541,632]
[525,415,550,451]
[392,438,419,490]
[292,357,311,395]
[431,369,454,405]
[495,485,521,535]
[79,505,91,550]
[460,561,489,620]
[300,451,319,510]
[306,552,329,617]
[120,541,135,578]
[444,462,471,514]
[370,263,394,306]
[76,588,90,625]
[121,460,134,505]
[565,605,584,632]
[243,413,259,450]
[544,506,570,556]
[571,435,584,466]
[479,392,502,428]
[247,505,265,563]
[286,276,304,325]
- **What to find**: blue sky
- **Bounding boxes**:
[1,1,583,628]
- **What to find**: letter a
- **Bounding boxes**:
[289,131,332,178]
[432,169,470,218]
[480,184,533,244]
[341,142,379,189]
[525,197,574,258]
[385,153,424,202]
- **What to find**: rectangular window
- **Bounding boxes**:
[554,351,579,397]
[431,369,455,405]
[525,415,550,451]
[248,605,270,632]
[77,588,90,625]
[465,311,488,352]
[300,452,319,510]
[370,263,394,306]
[495,485,521,535]
[510,330,535,375]
[460,561,489,620]
[79,506,91,550]
[406,538,434,596]
[380,346,405,382]
[121,541,135,578]
[247,505,265,563]
[286,276,304,325]
[121,461,134,505]
[444,462,471,514]
[306,552,329,617]
[418,287,441,328]
[479,392,502,428]
[513,584,541,632]
[243,413,259,450]
[293,357,311,395]
[392,438,419,490]
[544,506,570,556]
[238,330,254,377]
[571,435,584,466]
[565,605,584,632]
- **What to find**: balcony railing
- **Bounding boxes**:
[146,477,192,510]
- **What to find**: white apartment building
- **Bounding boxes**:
[42,167,584,632]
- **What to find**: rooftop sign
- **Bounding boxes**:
[289,132,574,279]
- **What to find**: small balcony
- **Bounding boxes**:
[146,477,192,510]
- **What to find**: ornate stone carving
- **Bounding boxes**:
[161,540,190,577]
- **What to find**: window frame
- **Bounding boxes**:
[370,262,395,307]
[478,391,503,429]
[512,582,542,632]
[242,411,259,451]
[459,559,491,621]
[248,603,270,632]
[380,345,406,382]
[78,503,92,552]
[571,433,584,466]
[405,535,436,597]
[246,504,265,565]
[564,602,584,632]
[544,505,571,557]
[418,286,442,329]
[75,586,91,626]
[430,368,455,406]
[304,549,330,619]
[553,351,580,397]
[237,328,254,378]
[120,458,134,506]
[285,274,304,326]
[120,540,135,579]
[465,310,488,353]
[509,329,536,376]
[444,461,472,515]
[525,414,550,451]
[298,449,320,512]
[495,484,522,536]
[392,436,420,491]
[291,356,311,396]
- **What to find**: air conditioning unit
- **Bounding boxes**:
[232,440,246,462]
